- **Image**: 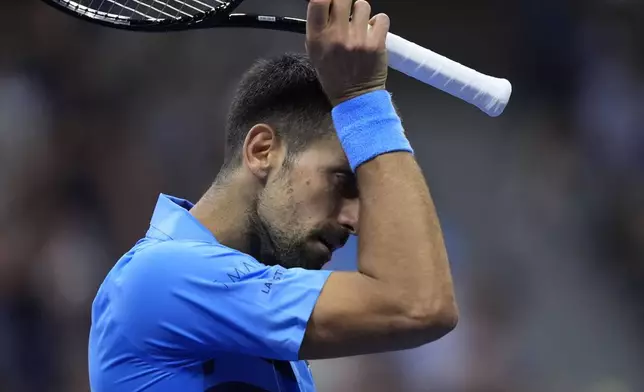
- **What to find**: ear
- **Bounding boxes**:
[242,123,284,181]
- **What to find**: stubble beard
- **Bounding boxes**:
[247,190,306,270]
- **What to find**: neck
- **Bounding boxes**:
[190,175,258,256]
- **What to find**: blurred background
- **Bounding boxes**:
[1,0,643,391]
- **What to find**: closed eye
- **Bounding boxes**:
[334,171,358,199]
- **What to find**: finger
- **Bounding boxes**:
[350,0,371,40]
[368,13,390,49]
[307,0,331,35]
[330,0,353,31]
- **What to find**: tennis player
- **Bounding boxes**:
[88,0,459,390]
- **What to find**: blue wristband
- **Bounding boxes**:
[331,90,413,172]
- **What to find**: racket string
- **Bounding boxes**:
[55,0,225,22]
[129,0,147,19]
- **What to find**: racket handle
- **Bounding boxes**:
[385,33,512,117]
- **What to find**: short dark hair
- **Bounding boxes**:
[221,52,334,172]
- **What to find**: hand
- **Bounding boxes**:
[305,0,390,106]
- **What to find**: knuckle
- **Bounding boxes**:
[339,41,356,53]
[327,39,347,53]
[340,37,373,53]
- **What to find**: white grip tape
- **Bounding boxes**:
[385,33,512,117]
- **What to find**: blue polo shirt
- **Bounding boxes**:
[88,194,332,391]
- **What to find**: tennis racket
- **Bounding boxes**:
[40,0,513,117]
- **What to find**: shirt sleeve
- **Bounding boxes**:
[112,240,332,363]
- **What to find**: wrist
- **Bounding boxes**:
[332,89,414,171]
[330,86,387,107]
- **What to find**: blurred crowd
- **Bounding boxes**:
[1,0,643,391]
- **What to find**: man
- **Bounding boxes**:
[88,0,459,390]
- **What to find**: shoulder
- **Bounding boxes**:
[135,239,257,263]
[136,239,262,270]
[118,239,271,292]
[108,241,267,333]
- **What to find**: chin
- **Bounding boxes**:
[275,244,329,270]
[279,258,325,270]
[305,254,331,270]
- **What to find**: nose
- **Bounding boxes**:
[337,197,359,235]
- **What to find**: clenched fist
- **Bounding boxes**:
[305,0,390,106]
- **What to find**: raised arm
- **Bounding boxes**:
[299,0,459,360]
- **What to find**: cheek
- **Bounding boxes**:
[292,178,339,221]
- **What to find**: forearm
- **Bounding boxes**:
[357,151,457,315]
[333,89,457,318]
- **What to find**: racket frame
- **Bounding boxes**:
[42,0,307,33]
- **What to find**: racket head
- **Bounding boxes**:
[40,0,244,31]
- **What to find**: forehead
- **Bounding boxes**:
[293,136,350,172]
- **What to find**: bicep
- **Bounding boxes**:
[114,243,332,362]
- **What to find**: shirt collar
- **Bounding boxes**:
[147,193,217,243]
